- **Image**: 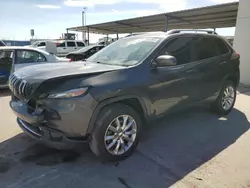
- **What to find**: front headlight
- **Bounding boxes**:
[47,87,88,99]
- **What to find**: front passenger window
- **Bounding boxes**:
[159,37,192,65]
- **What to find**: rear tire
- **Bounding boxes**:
[89,104,142,162]
[212,80,236,115]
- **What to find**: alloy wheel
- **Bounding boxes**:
[104,115,137,155]
[222,85,235,111]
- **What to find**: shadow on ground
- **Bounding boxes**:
[0,107,249,188]
[0,89,11,97]
[238,87,250,96]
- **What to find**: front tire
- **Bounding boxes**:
[212,80,236,115]
[89,104,142,162]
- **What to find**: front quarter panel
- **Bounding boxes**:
[83,66,152,117]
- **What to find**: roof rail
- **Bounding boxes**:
[167,29,218,35]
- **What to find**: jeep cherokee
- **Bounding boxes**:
[9,30,240,161]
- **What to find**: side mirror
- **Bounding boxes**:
[155,55,177,67]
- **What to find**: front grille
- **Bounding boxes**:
[9,74,32,100]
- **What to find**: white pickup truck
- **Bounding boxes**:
[38,40,86,57]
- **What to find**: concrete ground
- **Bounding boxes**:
[0,88,250,188]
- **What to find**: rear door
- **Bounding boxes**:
[14,50,47,71]
[67,41,78,53]
[0,50,13,86]
[191,36,231,100]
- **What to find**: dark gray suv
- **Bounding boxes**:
[9,30,240,161]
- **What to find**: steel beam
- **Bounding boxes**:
[87,26,89,45]
[164,15,168,32]
[116,24,119,39]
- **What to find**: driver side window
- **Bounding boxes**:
[16,50,47,64]
[159,37,193,65]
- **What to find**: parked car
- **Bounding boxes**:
[9,30,240,161]
[38,40,86,57]
[0,46,70,88]
[66,45,105,61]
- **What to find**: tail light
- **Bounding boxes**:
[236,53,240,58]
[69,58,72,62]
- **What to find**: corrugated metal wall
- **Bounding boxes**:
[3,40,30,46]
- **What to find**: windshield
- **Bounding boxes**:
[77,45,95,53]
[31,42,39,46]
[87,37,161,66]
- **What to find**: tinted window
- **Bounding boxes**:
[0,50,13,65]
[37,42,46,47]
[192,37,218,61]
[0,41,6,46]
[160,37,192,65]
[16,50,47,64]
[77,42,85,47]
[67,42,76,47]
[215,38,229,55]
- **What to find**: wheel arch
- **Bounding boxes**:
[87,95,148,134]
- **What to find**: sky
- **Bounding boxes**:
[1,0,238,43]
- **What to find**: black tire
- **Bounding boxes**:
[212,80,236,115]
[89,104,142,162]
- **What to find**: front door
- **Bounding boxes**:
[0,50,14,87]
[56,41,67,57]
[148,36,200,116]
[15,50,47,71]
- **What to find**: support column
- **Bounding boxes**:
[66,29,69,39]
[87,27,89,45]
[233,0,250,86]
[116,23,119,40]
[164,15,168,32]
[106,34,109,45]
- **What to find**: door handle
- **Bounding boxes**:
[220,61,227,65]
[63,47,66,49]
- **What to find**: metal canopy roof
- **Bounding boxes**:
[67,2,239,35]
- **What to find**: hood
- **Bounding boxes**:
[14,62,125,82]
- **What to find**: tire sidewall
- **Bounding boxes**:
[89,104,142,162]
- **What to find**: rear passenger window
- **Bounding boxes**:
[159,37,193,65]
[67,42,76,47]
[193,38,218,61]
[77,42,85,47]
[215,39,229,55]
[192,37,229,61]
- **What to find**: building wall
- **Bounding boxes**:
[3,40,30,46]
[233,0,250,86]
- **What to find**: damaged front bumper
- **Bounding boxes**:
[10,99,90,149]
